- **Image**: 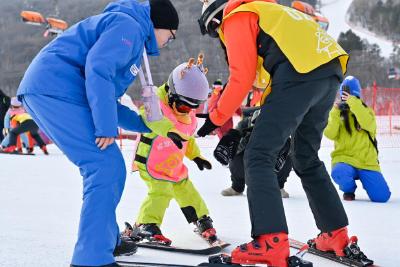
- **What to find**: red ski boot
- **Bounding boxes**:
[41,145,49,155]
[1,145,17,153]
[195,216,218,243]
[312,227,349,256]
[231,232,289,267]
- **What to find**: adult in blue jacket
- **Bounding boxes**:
[17,0,179,266]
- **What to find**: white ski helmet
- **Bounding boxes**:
[10,97,22,107]
[167,54,209,109]
[198,0,228,38]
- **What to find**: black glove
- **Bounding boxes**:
[193,157,212,171]
[213,129,242,165]
[275,137,291,172]
[167,132,186,149]
[196,113,219,137]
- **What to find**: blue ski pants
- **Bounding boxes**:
[331,163,391,203]
[21,94,131,266]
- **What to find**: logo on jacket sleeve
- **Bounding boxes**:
[122,37,133,47]
[130,64,139,76]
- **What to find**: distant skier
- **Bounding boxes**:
[123,55,219,245]
[16,0,183,266]
[0,97,48,155]
[324,76,391,202]
[216,108,292,198]
[0,89,10,142]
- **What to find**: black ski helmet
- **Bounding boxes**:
[198,0,228,38]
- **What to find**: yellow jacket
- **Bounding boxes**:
[324,97,380,172]
[210,0,349,122]
[11,113,32,125]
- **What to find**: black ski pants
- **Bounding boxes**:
[8,119,46,148]
[229,151,292,193]
[244,75,349,236]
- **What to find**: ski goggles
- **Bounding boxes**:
[175,101,194,113]
[171,94,204,113]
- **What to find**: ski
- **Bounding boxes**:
[0,151,35,156]
[136,241,230,255]
[116,260,200,267]
[193,224,228,249]
[289,238,379,267]
[207,253,312,267]
[117,260,252,267]
[122,222,230,256]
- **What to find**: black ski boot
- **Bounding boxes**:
[123,222,172,246]
[195,215,218,244]
[113,237,138,257]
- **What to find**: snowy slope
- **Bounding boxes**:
[0,136,399,267]
[320,0,395,58]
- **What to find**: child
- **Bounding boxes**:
[0,89,10,143]
[324,76,391,202]
[124,55,220,245]
[0,97,48,155]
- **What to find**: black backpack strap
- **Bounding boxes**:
[366,131,378,155]
[365,130,379,164]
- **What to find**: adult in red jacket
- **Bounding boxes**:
[197,1,369,266]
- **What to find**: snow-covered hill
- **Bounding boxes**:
[320,0,395,58]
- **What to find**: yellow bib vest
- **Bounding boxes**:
[219,2,349,102]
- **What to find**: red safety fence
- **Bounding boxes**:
[362,82,400,147]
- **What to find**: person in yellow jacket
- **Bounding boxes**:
[324,76,391,203]
[123,56,221,246]
[1,97,48,154]
[196,1,372,266]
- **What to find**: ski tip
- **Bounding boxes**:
[210,240,230,249]
[219,243,231,249]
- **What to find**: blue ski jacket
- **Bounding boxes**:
[18,0,158,137]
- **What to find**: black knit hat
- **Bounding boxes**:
[150,0,179,30]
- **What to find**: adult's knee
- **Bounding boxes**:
[292,152,322,175]
[244,147,276,170]
[367,188,391,203]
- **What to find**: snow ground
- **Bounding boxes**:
[0,135,399,267]
[320,0,395,58]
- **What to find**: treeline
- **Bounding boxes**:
[338,29,400,88]
[0,0,228,98]
[349,0,400,44]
